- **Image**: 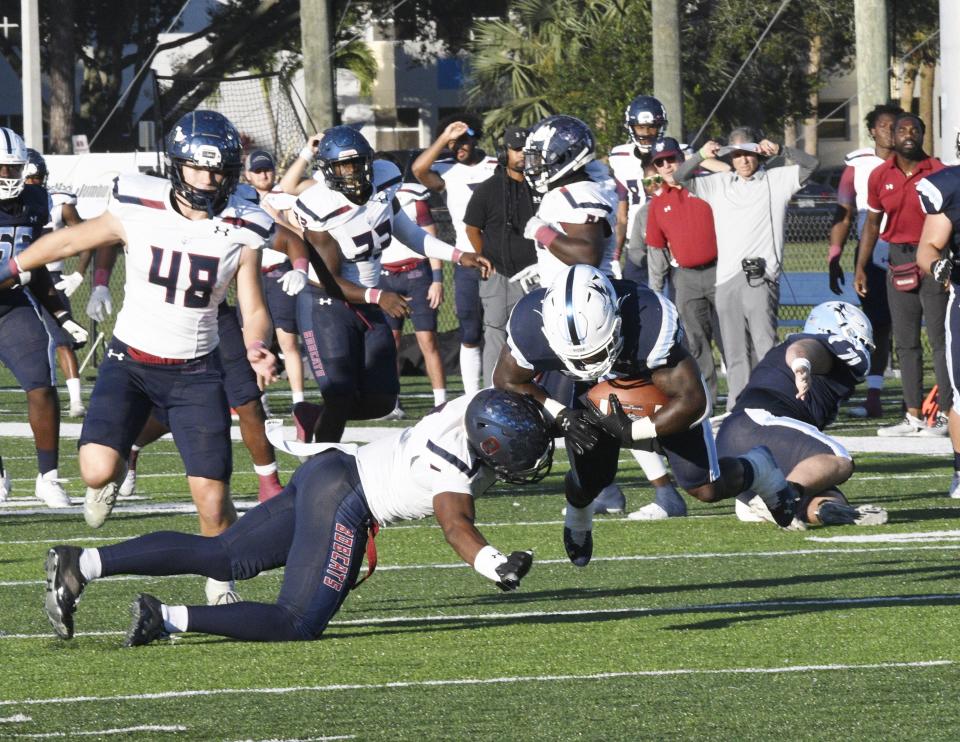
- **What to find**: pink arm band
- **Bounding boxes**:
[94,269,110,286]
[828,244,843,262]
[364,288,382,304]
[293,257,308,272]
[535,225,561,248]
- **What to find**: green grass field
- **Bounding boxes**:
[2,372,960,740]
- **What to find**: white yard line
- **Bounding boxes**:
[0,661,950,707]
[13,725,186,737]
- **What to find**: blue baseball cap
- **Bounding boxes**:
[245,149,276,171]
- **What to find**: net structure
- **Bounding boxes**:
[154,72,309,171]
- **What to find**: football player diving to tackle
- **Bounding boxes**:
[43,389,552,645]
[717,301,888,528]
[494,263,801,567]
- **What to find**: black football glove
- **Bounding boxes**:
[494,550,534,592]
[588,394,657,451]
[828,253,845,295]
[932,257,953,284]
[554,407,601,455]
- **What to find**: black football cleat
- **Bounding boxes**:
[563,527,593,567]
[44,546,86,640]
[123,593,170,647]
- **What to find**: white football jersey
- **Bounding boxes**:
[236,184,296,270]
[355,393,497,525]
[292,160,403,288]
[431,155,498,252]
[44,190,79,272]
[109,174,272,359]
[608,143,648,236]
[534,177,618,286]
[844,147,885,213]
[380,182,432,264]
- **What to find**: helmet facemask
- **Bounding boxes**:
[322,155,373,204]
[0,162,25,200]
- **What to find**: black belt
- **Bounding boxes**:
[680,259,717,271]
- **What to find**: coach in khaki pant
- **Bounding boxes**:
[675,127,818,407]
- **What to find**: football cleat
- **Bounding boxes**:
[44,546,86,639]
[36,474,71,508]
[205,577,241,606]
[84,472,124,528]
[740,446,798,528]
[950,472,960,499]
[628,487,688,520]
[0,465,10,503]
[817,501,888,527]
[293,401,323,444]
[124,593,170,647]
[118,468,137,497]
[563,527,593,567]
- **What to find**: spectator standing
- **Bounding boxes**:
[855,113,948,436]
[674,127,819,407]
[464,125,539,386]
[413,115,498,394]
[826,104,902,418]
[645,137,721,404]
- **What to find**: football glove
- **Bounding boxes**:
[587,395,657,451]
[494,550,534,592]
[54,271,84,297]
[932,257,953,284]
[827,245,844,295]
[554,407,601,455]
[279,268,308,296]
[86,285,113,323]
[54,311,88,348]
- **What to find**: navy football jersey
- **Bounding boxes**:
[0,184,51,316]
[507,278,683,379]
[733,333,869,429]
[917,165,960,272]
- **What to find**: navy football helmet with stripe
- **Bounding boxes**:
[165,110,242,213]
[624,95,668,153]
[24,149,47,187]
[0,127,28,200]
[523,115,595,194]
[541,264,623,380]
[317,126,374,204]
[465,390,554,484]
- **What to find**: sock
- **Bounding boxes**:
[254,462,282,502]
[564,502,592,531]
[78,547,102,581]
[66,377,82,406]
[867,374,883,390]
[128,445,141,472]
[161,604,188,634]
[291,390,305,405]
[433,388,447,406]
[632,449,667,480]
[37,449,57,477]
[459,346,482,395]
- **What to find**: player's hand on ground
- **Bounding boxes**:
[494,550,534,592]
[86,285,113,323]
[460,253,491,278]
[247,342,278,384]
[554,407,601,455]
[427,280,443,309]
[378,291,411,319]
[55,271,84,297]
[279,268,308,296]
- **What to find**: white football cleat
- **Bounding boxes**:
[118,468,137,497]
[36,474,71,508]
[0,467,10,503]
[205,578,241,605]
[627,502,671,520]
[84,471,125,528]
[734,493,773,523]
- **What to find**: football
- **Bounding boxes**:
[584,377,669,420]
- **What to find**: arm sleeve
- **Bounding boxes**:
[392,206,459,261]
[673,153,703,189]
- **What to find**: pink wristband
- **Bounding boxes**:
[94,268,110,287]
[293,257,308,272]
[246,340,267,353]
[8,258,20,277]
[535,225,561,247]
[364,288,382,304]
[451,249,463,265]
[827,244,842,262]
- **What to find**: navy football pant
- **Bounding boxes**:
[98,451,373,641]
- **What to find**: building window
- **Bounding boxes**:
[818,101,849,140]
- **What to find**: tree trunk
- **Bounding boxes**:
[899,60,917,113]
[783,118,798,148]
[46,0,76,153]
[802,33,821,156]
[919,60,935,154]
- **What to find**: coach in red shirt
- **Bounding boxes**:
[855,113,948,436]
[646,137,721,402]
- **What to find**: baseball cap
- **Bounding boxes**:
[651,137,683,162]
[245,149,276,171]
[503,125,530,150]
[717,127,766,158]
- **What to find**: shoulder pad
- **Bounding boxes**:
[293,183,355,231]
[843,147,877,164]
[235,183,260,205]
[608,143,635,157]
[111,173,170,211]
[373,160,403,199]
[219,196,274,242]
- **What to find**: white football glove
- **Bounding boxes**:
[523,216,552,242]
[55,312,89,347]
[279,268,308,296]
[609,260,623,280]
[54,271,84,297]
[86,285,113,323]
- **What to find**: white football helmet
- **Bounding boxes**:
[803,301,875,354]
[0,127,28,200]
[541,264,623,380]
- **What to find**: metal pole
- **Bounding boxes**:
[20,0,43,148]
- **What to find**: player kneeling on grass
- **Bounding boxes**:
[494,263,803,568]
[716,301,887,528]
[44,389,552,645]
